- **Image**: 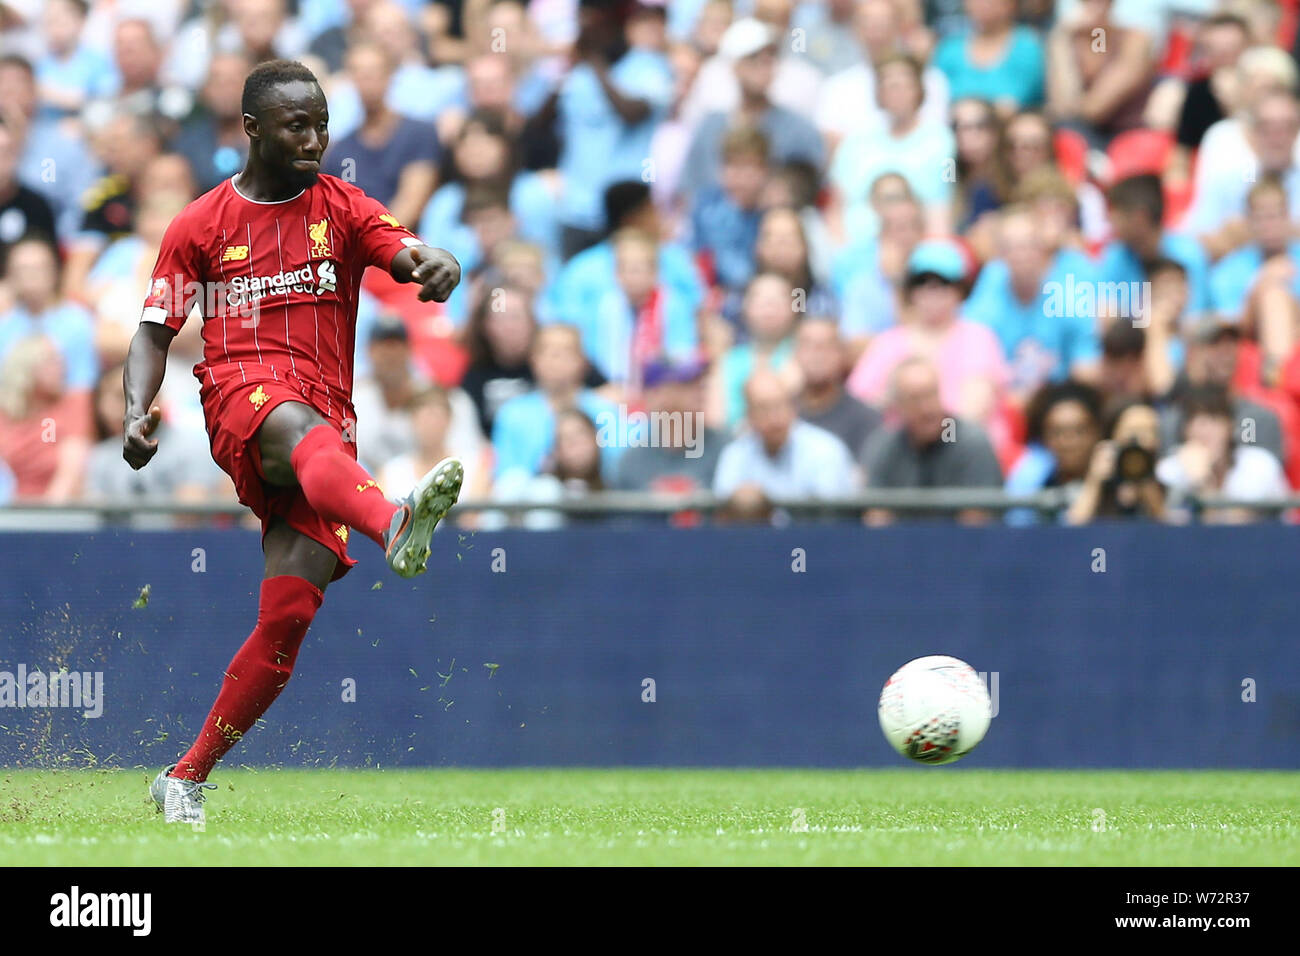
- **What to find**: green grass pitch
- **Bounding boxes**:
[1,768,1296,866]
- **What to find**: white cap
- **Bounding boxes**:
[719,17,777,61]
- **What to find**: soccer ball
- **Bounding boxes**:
[878,655,992,764]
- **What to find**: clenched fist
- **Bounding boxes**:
[123,404,162,470]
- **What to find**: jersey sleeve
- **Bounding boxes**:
[349,188,424,272]
[140,208,202,332]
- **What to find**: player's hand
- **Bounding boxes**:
[123,404,163,470]
[410,246,461,302]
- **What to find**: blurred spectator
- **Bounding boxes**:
[860,356,1003,525]
[789,0,858,76]
[490,407,607,529]
[461,280,608,435]
[0,53,98,241]
[1097,320,1150,406]
[745,206,834,322]
[847,239,1008,446]
[101,16,182,125]
[352,313,484,478]
[950,96,1009,235]
[1141,256,1191,398]
[679,17,823,202]
[546,180,702,333]
[1004,379,1103,524]
[1098,173,1209,318]
[1045,0,1154,146]
[83,361,224,503]
[689,124,766,295]
[614,355,722,492]
[713,367,857,511]
[964,204,1100,404]
[0,332,91,502]
[1066,398,1166,523]
[835,188,925,356]
[647,39,703,216]
[1002,109,1107,243]
[1208,176,1300,373]
[327,1,465,140]
[0,236,95,392]
[829,53,954,240]
[419,108,557,269]
[814,0,951,154]
[580,227,698,391]
[1186,72,1300,257]
[322,41,438,229]
[309,0,386,73]
[1210,177,1300,317]
[933,0,1045,113]
[378,384,490,506]
[0,117,55,260]
[34,0,115,120]
[1159,317,1285,470]
[1156,384,1287,523]
[712,271,800,429]
[171,51,252,194]
[84,188,189,369]
[543,0,672,258]
[62,111,165,297]
[492,322,621,480]
[683,8,824,130]
[794,315,881,460]
[164,0,309,94]
[1167,13,1250,188]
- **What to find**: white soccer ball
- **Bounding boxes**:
[878,655,992,764]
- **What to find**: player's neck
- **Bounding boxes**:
[233,166,308,203]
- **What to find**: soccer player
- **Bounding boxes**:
[122,61,464,824]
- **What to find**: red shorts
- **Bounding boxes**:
[203,371,358,582]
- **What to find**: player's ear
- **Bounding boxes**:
[242,113,260,141]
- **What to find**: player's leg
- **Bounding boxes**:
[256,400,399,547]
[152,519,336,823]
[259,399,464,577]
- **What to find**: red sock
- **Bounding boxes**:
[172,575,323,782]
[289,424,397,547]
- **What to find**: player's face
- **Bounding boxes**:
[251,80,329,189]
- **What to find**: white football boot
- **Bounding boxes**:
[150,764,216,825]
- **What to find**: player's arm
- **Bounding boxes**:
[390,244,461,303]
[122,321,176,470]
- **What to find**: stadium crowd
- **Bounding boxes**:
[2,0,1300,525]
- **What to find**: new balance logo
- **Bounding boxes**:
[222,245,249,262]
[356,479,377,493]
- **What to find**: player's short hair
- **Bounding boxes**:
[241,60,321,119]
[1107,174,1163,224]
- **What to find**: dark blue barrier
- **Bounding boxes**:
[0,524,1295,768]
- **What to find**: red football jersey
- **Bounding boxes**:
[140,174,422,422]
